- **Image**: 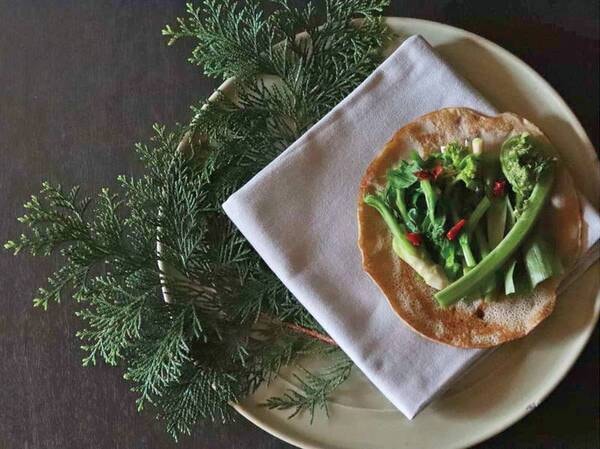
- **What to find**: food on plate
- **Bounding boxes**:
[358,108,581,348]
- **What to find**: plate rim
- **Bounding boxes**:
[228,16,599,449]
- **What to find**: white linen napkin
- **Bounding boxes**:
[223,35,599,419]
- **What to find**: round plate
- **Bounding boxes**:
[233,18,600,449]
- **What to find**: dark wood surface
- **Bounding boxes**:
[0,1,597,448]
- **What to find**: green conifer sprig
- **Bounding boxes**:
[6,0,391,440]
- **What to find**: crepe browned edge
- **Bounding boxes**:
[357,108,582,348]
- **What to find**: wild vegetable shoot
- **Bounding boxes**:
[364,133,562,306]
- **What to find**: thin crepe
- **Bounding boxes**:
[358,108,582,348]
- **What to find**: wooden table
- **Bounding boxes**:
[0,1,597,448]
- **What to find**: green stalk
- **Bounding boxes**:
[502,195,518,295]
[505,195,516,228]
[483,197,506,300]
[421,179,436,223]
[459,233,476,268]
[523,234,563,289]
[504,259,518,295]
[364,194,448,290]
[475,227,489,257]
[364,194,416,257]
[487,198,507,249]
[466,196,491,235]
[475,227,497,297]
[394,189,411,228]
[434,167,555,307]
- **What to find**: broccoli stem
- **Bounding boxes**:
[434,167,555,307]
[420,179,437,223]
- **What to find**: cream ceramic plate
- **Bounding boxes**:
[230,18,600,449]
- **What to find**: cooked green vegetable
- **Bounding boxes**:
[503,231,561,296]
[434,167,555,306]
[505,195,516,227]
[500,133,552,214]
[487,198,507,249]
[384,151,463,281]
[475,227,490,258]
[365,132,558,308]
[523,233,563,289]
[459,233,477,269]
[440,239,462,280]
[364,194,412,253]
[475,227,497,296]
[504,259,519,295]
[394,189,412,230]
[435,142,481,191]
[420,179,437,223]
[466,196,491,235]
[388,159,420,189]
[364,194,448,289]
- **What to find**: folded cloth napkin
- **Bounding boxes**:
[223,35,599,418]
